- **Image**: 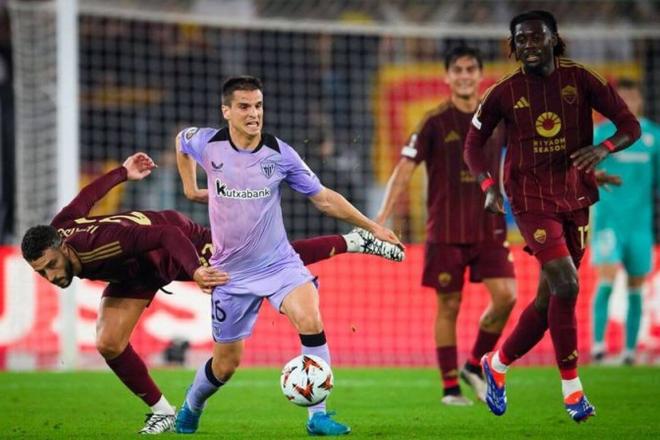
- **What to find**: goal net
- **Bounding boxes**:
[4,0,660,369]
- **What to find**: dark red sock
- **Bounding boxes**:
[106,344,162,406]
[501,300,548,363]
[291,235,347,265]
[548,295,579,372]
[468,329,501,366]
[436,346,459,390]
[560,368,578,380]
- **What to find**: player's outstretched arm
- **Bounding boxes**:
[52,152,158,224]
[175,134,209,204]
[309,187,402,246]
[55,152,160,224]
[375,158,416,225]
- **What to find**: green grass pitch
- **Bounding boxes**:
[1,366,658,439]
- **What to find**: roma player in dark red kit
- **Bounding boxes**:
[21,153,226,434]
[20,153,403,434]
[377,46,516,406]
[464,11,641,422]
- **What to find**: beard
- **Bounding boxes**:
[520,49,553,75]
[57,260,74,288]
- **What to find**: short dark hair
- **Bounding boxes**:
[444,46,483,71]
[617,77,641,91]
[508,10,566,58]
[221,75,263,105]
[21,225,62,262]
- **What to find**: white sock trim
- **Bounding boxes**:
[308,406,326,419]
[491,351,509,374]
[150,395,175,415]
[561,377,583,399]
[342,232,362,253]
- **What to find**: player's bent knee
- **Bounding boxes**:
[213,367,236,383]
[212,357,240,382]
[292,314,324,335]
[543,258,579,299]
[437,305,460,321]
[494,294,516,314]
[492,286,517,310]
[437,292,461,317]
[96,337,128,360]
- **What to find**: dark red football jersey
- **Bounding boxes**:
[50,167,209,285]
[402,101,506,244]
[465,58,641,214]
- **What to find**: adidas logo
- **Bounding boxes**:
[444,130,460,143]
[513,97,530,109]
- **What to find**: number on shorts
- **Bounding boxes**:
[213,300,226,322]
[578,225,589,250]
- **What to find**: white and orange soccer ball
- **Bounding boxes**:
[280,354,333,406]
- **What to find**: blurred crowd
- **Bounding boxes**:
[1,0,659,243]
[81,0,660,26]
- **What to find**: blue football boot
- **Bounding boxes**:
[481,353,507,416]
[306,412,351,436]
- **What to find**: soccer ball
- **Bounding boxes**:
[280,354,333,406]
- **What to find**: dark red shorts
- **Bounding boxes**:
[514,208,590,268]
[101,237,215,302]
[422,241,515,293]
[102,278,163,302]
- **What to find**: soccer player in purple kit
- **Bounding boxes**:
[175,76,402,436]
[464,10,641,422]
[21,152,403,435]
[376,46,516,406]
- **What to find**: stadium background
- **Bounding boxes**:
[0,0,659,370]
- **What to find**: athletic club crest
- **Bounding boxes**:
[184,127,199,140]
[260,159,276,179]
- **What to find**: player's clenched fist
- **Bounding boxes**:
[193,266,230,294]
[123,152,158,180]
[484,186,505,214]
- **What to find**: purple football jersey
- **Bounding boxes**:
[178,127,322,281]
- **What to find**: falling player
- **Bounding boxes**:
[376,46,516,406]
[464,10,640,422]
